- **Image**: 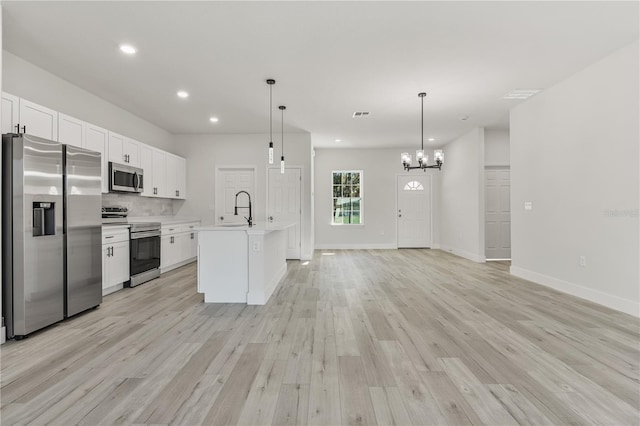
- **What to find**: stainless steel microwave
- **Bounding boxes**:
[109,162,143,193]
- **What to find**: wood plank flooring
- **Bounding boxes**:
[1,249,639,425]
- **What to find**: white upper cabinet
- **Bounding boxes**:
[85,123,109,193]
[176,156,186,199]
[165,154,187,200]
[1,92,20,134]
[139,143,154,197]
[152,148,166,198]
[57,113,85,147]
[123,137,140,167]
[108,131,126,164]
[19,98,58,141]
[108,132,139,166]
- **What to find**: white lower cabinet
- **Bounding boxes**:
[160,222,199,273]
[102,227,130,295]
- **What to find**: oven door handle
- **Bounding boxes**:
[130,231,161,239]
[133,172,140,192]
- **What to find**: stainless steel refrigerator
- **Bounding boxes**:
[2,134,102,339]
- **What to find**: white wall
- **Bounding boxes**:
[314,148,441,249]
[440,127,486,262]
[172,133,314,260]
[510,41,639,317]
[2,51,174,153]
[484,129,510,166]
[1,5,5,344]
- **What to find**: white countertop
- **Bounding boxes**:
[126,216,200,225]
[196,221,295,234]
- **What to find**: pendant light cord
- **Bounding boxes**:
[421,93,424,151]
[270,85,273,142]
[281,107,284,155]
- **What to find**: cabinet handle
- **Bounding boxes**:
[105,235,114,239]
[111,246,114,256]
[190,233,194,239]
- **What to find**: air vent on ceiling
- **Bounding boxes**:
[503,89,542,100]
[352,111,371,118]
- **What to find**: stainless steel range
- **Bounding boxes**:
[129,222,161,287]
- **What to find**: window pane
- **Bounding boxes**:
[333,173,341,185]
[352,198,360,211]
[341,173,348,184]
[351,211,360,224]
[342,185,351,197]
[351,186,360,197]
[333,185,341,197]
[352,173,360,185]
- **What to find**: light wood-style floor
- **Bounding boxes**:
[1,249,639,425]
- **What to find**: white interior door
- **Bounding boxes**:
[397,175,431,248]
[215,168,255,225]
[485,168,511,259]
[268,168,301,259]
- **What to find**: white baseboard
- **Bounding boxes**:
[510,266,640,318]
[439,245,486,263]
[103,283,124,296]
[314,243,397,250]
[161,257,196,274]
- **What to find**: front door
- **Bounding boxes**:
[485,168,511,259]
[397,175,431,248]
[215,167,255,225]
[268,168,301,259]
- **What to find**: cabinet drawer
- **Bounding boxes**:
[102,227,130,245]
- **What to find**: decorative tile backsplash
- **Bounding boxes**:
[102,193,177,217]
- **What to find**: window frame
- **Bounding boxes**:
[331,170,364,225]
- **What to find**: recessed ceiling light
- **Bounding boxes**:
[428,138,435,142]
[503,89,542,100]
[119,44,137,55]
[335,139,341,142]
[209,117,219,123]
[177,91,189,99]
[352,111,371,118]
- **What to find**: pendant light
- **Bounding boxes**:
[401,92,444,171]
[267,79,276,164]
[279,105,286,174]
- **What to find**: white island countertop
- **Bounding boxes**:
[196,221,294,234]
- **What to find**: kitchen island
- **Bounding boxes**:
[196,221,295,305]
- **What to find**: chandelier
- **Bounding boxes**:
[401,92,444,171]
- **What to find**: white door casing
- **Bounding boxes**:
[268,167,302,259]
[397,174,432,248]
[215,167,256,225]
[485,168,511,259]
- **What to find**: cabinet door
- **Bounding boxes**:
[19,98,58,140]
[165,154,178,199]
[139,143,154,197]
[1,92,19,134]
[58,113,85,147]
[102,245,110,290]
[176,156,187,199]
[153,149,166,198]
[161,235,174,270]
[188,231,198,259]
[123,137,140,167]
[85,124,109,193]
[110,241,130,285]
[108,131,126,164]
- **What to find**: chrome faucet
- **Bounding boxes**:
[234,190,253,227]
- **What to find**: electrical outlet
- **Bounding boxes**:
[524,201,533,210]
[579,256,586,267]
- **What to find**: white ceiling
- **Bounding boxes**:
[2,1,638,148]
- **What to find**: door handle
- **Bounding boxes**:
[398,214,402,217]
[268,216,274,222]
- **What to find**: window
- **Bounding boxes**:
[404,180,424,191]
[332,170,362,224]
